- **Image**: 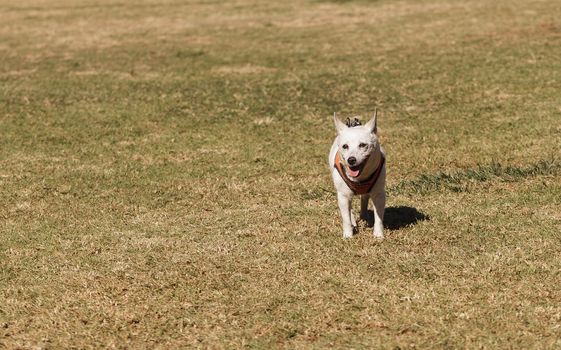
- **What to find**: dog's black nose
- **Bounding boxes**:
[347,157,357,166]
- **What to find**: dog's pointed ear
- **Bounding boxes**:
[333,112,346,134]
[365,108,378,134]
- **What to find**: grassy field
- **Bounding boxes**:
[1,0,561,348]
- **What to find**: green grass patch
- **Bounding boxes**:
[391,159,561,195]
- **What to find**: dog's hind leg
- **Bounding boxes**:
[360,194,374,227]
[360,195,370,221]
[372,192,386,238]
[337,193,354,238]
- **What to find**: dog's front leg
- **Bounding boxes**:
[372,192,386,238]
[337,193,354,238]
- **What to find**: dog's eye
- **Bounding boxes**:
[342,144,349,150]
[359,143,367,148]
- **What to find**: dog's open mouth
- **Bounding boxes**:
[347,163,364,178]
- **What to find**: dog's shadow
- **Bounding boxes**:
[362,206,429,230]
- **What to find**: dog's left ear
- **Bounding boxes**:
[365,109,378,134]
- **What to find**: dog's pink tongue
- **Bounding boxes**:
[348,168,360,177]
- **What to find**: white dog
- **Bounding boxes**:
[329,111,386,238]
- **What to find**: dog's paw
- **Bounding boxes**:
[343,230,354,238]
[373,230,384,239]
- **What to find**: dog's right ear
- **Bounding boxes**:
[333,112,346,134]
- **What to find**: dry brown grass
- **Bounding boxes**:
[1,0,561,348]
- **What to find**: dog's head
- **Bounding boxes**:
[333,111,380,178]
